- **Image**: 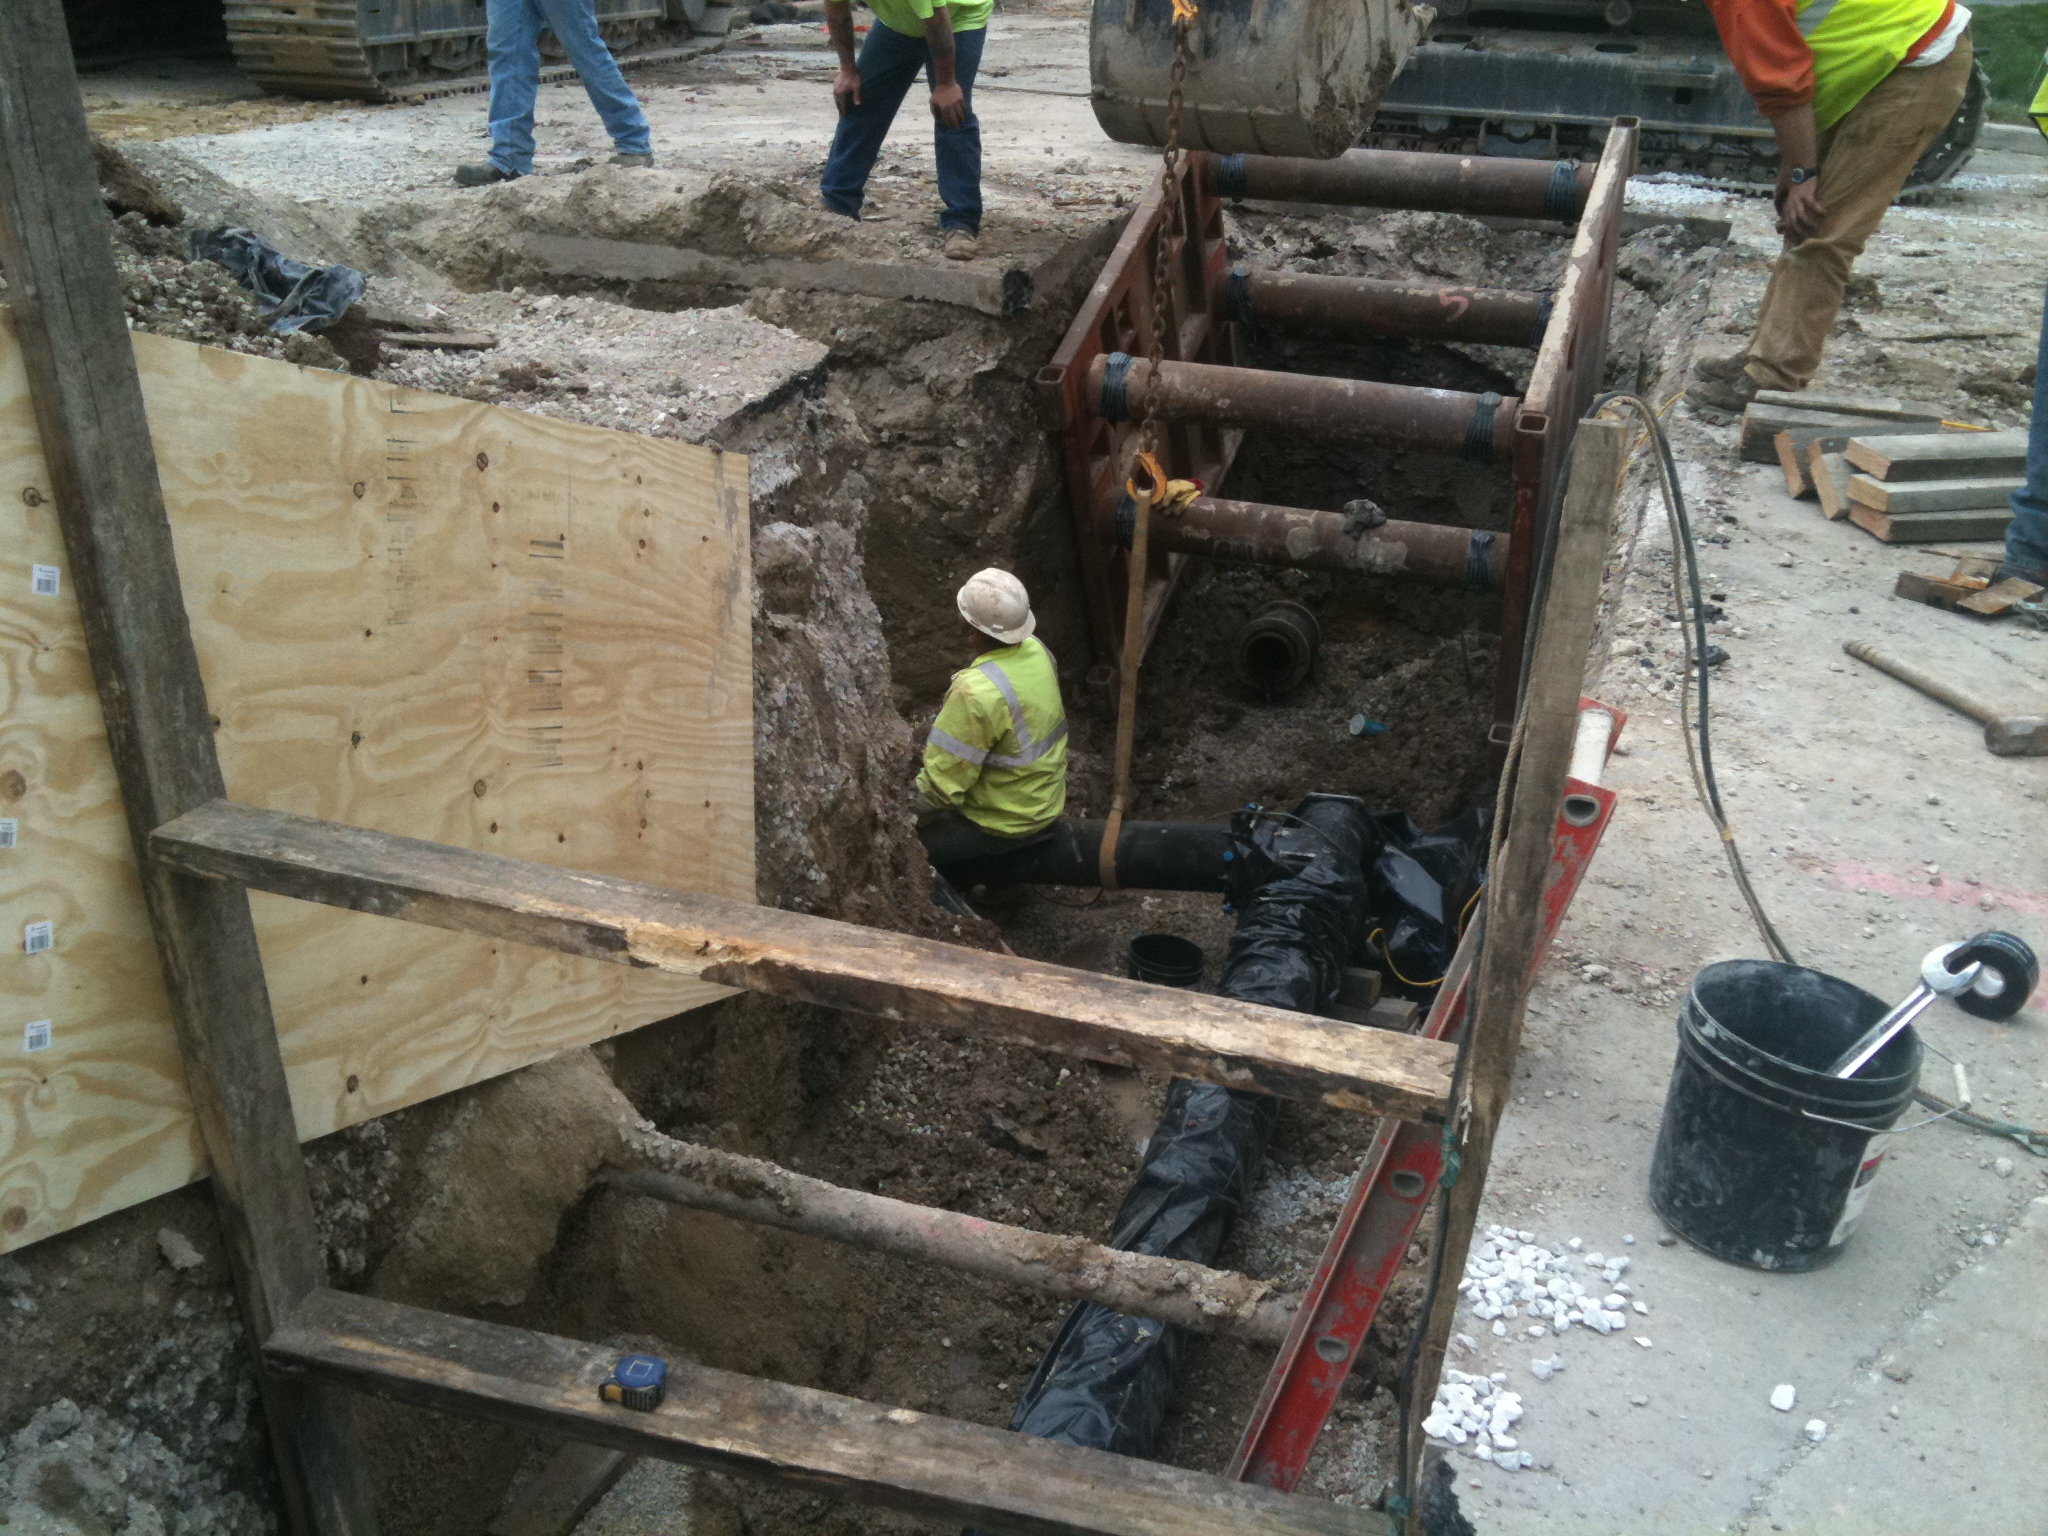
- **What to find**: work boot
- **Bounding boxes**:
[1687,371,1760,413]
[610,151,654,168]
[1993,560,2048,589]
[942,227,979,261]
[454,161,521,187]
[1693,349,1753,382]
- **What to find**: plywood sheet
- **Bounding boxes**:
[0,317,753,1252]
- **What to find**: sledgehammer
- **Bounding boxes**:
[1843,639,2048,756]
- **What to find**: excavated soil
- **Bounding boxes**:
[0,93,1715,1534]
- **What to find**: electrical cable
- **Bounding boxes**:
[1588,392,2048,1152]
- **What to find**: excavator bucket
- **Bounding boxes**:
[1090,0,1433,159]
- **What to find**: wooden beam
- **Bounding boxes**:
[1846,503,2013,544]
[1845,429,2028,481]
[0,3,376,1531]
[1847,473,2024,514]
[603,1127,1297,1343]
[1402,417,1630,1529]
[152,800,1457,1120]
[268,1290,1387,1536]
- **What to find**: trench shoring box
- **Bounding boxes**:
[0,317,754,1253]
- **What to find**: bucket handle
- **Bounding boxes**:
[1679,1035,1905,1132]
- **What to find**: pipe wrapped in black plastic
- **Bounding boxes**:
[983,795,1379,1474]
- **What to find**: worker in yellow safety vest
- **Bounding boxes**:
[915,568,1069,870]
[1687,0,1973,412]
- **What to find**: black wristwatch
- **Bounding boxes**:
[1787,165,1821,185]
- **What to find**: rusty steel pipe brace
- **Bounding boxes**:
[1204,147,1594,223]
[1090,353,1519,461]
[1226,268,1551,350]
[1127,495,1508,592]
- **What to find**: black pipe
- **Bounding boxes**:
[986,795,1380,1475]
[933,819,1237,893]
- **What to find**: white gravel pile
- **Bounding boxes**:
[1458,1224,1645,1340]
[1421,1369,1531,1470]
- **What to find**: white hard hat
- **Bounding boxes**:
[957,567,1036,644]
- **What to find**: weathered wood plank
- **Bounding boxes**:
[154,800,1457,1120]
[1752,388,1946,423]
[1739,403,1884,463]
[603,1127,1296,1341]
[0,1,376,1528]
[1845,429,2028,481]
[1740,406,1937,466]
[1808,447,1855,520]
[1403,418,1628,1522]
[269,1290,1389,1536]
[1845,473,2024,514]
[1773,429,1817,498]
[1846,503,2013,544]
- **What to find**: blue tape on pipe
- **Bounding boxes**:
[1216,153,1249,200]
[1464,391,1503,461]
[1545,159,1580,222]
[1224,265,1253,329]
[1100,351,1135,422]
[1467,529,1497,595]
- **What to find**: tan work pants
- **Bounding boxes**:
[1745,33,1973,392]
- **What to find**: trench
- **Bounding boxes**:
[320,182,1721,1533]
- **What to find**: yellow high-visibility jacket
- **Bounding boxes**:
[916,637,1068,838]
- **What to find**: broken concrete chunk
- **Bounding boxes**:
[1804,1419,1828,1442]
[156,1227,203,1272]
[1770,1383,1797,1412]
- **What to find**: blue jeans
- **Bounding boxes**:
[2007,282,2048,579]
[485,0,652,176]
[819,22,984,234]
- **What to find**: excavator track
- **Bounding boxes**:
[224,0,680,102]
[1363,20,1987,195]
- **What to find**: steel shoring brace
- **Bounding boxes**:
[1228,698,1626,1493]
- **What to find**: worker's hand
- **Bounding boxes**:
[1775,178,1826,244]
[929,80,966,128]
[833,64,863,115]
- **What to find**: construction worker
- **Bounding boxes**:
[915,569,1068,869]
[819,0,987,259]
[1999,295,2048,587]
[2002,68,2048,589]
[453,0,654,185]
[1687,0,1973,412]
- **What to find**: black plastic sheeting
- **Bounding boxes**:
[1364,807,1491,1002]
[189,227,365,335]
[976,793,1491,1495]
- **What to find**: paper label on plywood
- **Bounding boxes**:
[0,316,754,1253]
[22,1021,50,1053]
[0,820,14,849]
[29,564,57,597]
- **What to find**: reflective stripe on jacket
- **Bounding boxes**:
[916,637,1069,838]
[1706,0,1951,129]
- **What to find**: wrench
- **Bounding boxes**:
[1829,942,1984,1079]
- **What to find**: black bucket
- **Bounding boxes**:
[1649,959,1922,1272]
[1128,933,1205,989]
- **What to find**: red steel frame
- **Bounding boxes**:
[1230,698,1626,1490]
[1037,125,1639,731]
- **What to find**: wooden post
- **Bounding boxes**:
[1401,416,1628,1522]
[0,4,378,1531]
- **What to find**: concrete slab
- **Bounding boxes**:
[1755,1196,2048,1535]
